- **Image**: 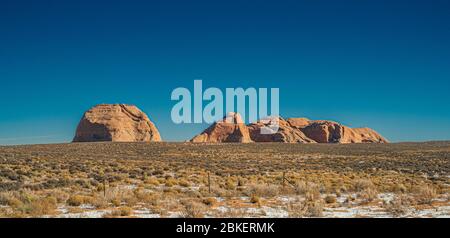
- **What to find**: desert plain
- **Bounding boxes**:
[0,142,448,218]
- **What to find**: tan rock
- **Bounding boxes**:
[345,127,389,143]
[248,117,316,143]
[190,112,388,144]
[190,112,252,143]
[73,104,161,142]
[286,118,311,128]
[300,120,388,143]
[299,120,344,143]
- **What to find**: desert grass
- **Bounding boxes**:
[0,142,448,217]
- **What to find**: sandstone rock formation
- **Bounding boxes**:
[344,127,389,143]
[248,117,316,143]
[73,104,161,142]
[191,112,387,144]
[286,118,311,128]
[299,120,388,143]
[299,120,346,143]
[190,112,252,143]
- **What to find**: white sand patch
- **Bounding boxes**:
[377,193,395,203]
[324,206,392,218]
[133,208,160,218]
[277,196,299,203]
[260,206,289,218]
[79,204,95,209]
[211,205,288,218]
[167,211,183,218]
[119,184,137,190]
[56,209,111,218]
[412,206,450,218]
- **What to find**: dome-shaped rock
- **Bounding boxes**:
[73,104,161,142]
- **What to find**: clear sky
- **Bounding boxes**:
[1,0,450,144]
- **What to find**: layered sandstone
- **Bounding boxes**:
[248,117,316,143]
[73,104,161,142]
[191,112,388,144]
[298,120,387,143]
[190,112,252,143]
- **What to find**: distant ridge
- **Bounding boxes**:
[191,112,388,144]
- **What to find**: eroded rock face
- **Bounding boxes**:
[299,120,388,143]
[286,118,311,128]
[343,127,389,143]
[248,117,316,143]
[299,120,344,143]
[190,112,252,143]
[191,113,387,144]
[192,112,388,144]
[73,104,161,142]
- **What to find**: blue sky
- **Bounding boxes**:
[1,0,450,144]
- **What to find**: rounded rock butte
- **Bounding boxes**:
[73,104,161,142]
[191,112,388,144]
[190,112,252,143]
[248,117,316,143]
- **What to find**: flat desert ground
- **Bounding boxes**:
[0,142,449,218]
